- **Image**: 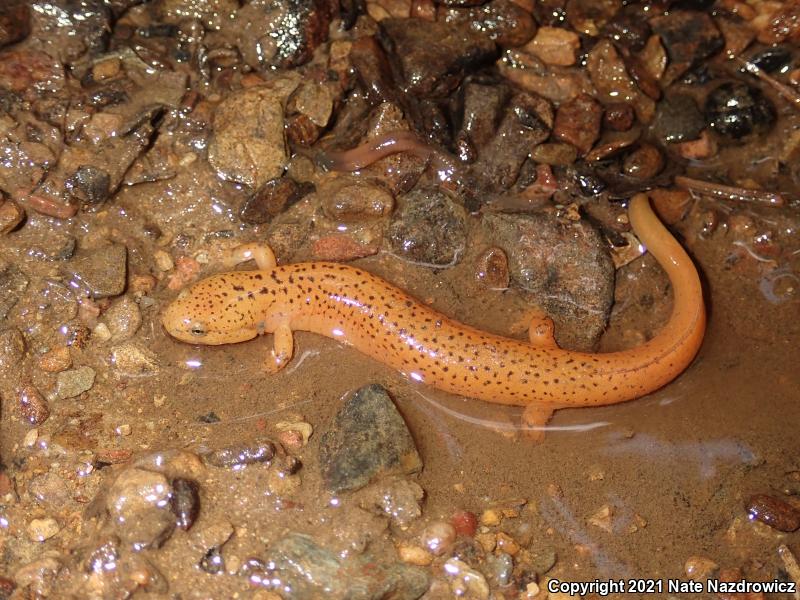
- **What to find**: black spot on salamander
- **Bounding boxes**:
[232,285,245,292]
[253,274,263,280]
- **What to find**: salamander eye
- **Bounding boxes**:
[189,322,207,337]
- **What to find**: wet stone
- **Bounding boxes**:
[203,440,276,469]
[359,478,425,527]
[239,177,311,225]
[110,342,160,377]
[27,517,61,542]
[553,94,602,155]
[379,18,497,97]
[649,11,724,82]
[208,86,288,190]
[704,82,776,140]
[106,468,176,550]
[482,211,614,349]
[261,533,430,599]
[319,384,422,493]
[603,103,635,132]
[170,478,200,530]
[0,265,28,319]
[387,188,467,267]
[475,247,509,290]
[64,165,111,208]
[320,180,394,222]
[652,93,705,144]
[102,295,142,342]
[622,143,664,179]
[0,198,24,234]
[18,384,49,425]
[0,2,30,49]
[442,0,537,48]
[746,493,800,532]
[28,472,70,508]
[62,244,127,298]
[0,327,25,371]
[56,366,96,399]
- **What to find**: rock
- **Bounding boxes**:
[704,82,776,140]
[170,478,200,531]
[62,244,127,298]
[106,468,176,550]
[600,8,651,52]
[240,177,312,224]
[0,265,28,319]
[0,328,25,371]
[747,45,793,74]
[288,81,334,127]
[0,2,30,49]
[531,142,578,166]
[55,366,96,399]
[652,93,705,144]
[379,18,496,97]
[649,10,724,83]
[746,494,800,532]
[18,384,50,425]
[460,81,510,150]
[684,555,718,579]
[622,143,663,179]
[320,180,394,222]
[442,558,490,600]
[203,440,276,469]
[27,517,61,542]
[523,26,581,66]
[358,478,424,527]
[262,533,430,599]
[312,235,381,261]
[64,165,111,207]
[37,346,71,372]
[319,384,422,493]
[0,576,14,598]
[757,1,800,45]
[387,187,467,267]
[475,247,509,290]
[0,198,24,234]
[28,0,110,61]
[153,0,238,28]
[441,0,537,48]
[102,296,142,342]
[0,49,64,96]
[482,211,614,349]
[451,510,478,537]
[587,38,655,123]
[208,86,288,190]
[110,342,160,377]
[28,472,70,508]
[553,94,602,155]
[231,0,332,69]
[422,521,457,556]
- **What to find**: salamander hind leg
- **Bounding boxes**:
[527,313,557,347]
[223,243,277,270]
[521,404,555,442]
[266,323,294,373]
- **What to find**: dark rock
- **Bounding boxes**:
[199,547,225,574]
[622,143,664,179]
[170,478,200,531]
[553,94,602,155]
[603,103,635,132]
[704,81,776,140]
[19,384,50,425]
[61,243,127,298]
[0,265,29,319]
[482,211,615,349]
[475,246,509,289]
[285,113,321,147]
[387,187,467,267]
[572,165,606,196]
[652,93,705,143]
[262,533,430,599]
[30,0,111,61]
[232,0,332,70]
[379,18,497,97]
[319,384,422,493]
[746,494,800,532]
[203,440,276,469]
[601,8,652,52]
[441,0,537,48]
[649,10,724,82]
[65,165,111,207]
[747,45,794,74]
[0,2,29,50]
[459,80,511,150]
[239,177,312,224]
[350,36,400,106]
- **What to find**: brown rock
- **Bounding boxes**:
[320,181,394,222]
[524,26,581,66]
[442,0,537,47]
[622,143,663,179]
[18,384,50,426]
[475,247,509,289]
[756,0,800,45]
[554,94,602,155]
[312,236,380,261]
[0,2,29,50]
[603,103,635,131]
[586,39,655,122]
[239,177,312,224]
[38,346,72,373]
[649,11,724,83]
[746,494,800,532]
[649,188,691,225]
[0,198,24,234]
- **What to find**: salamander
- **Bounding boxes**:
[162,193,706,434]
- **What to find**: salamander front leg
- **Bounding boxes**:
[223,243,277,270]
[528,313,557,347]
[266,323,294,373]
[521,404,554,442]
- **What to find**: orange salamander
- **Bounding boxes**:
[162,193,705,433]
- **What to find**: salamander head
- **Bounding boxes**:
[162,277,259,345]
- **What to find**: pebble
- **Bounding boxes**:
[495,532,520,555]
[55,366,96,399]
[274,421,313,448]
[524,26,581,66]
[28,472,70,508]
[422,521,457,556]
[27,517,61,542]
[153,250,174,272]
[0,576,14,598]
[746,493,800,532]
[199,546,225,574]
[239,177,311,225]
[705,82,776,140]
[387,188,467,267]
[0,198,24,234]
[531,142,578,166]
[553,94,602,155]
[106,468,176,549]
[649,188,692,225]
[110,343,160,377]
[475,532,496,553]
[319,384,422,493]
[170,478,200,531]
[0,327,25,371]
[62,244,127,298]
[484,552,513,587]
[0,266,28,320]
[480,508,502,527]
[604,103,635,132]
[311,235,380,261]
[320,180,395,222]
[622,143,664,179]
[443,558,490,600]
[103,296,142,342]
[203,440,276,469]
[37,346,71,372]
[359,478,424,527]
[684,555,718,579]
[475,247,509,290]
[397,543,433,566]
[588,504,614,533]
[451,510,478,537]
[18,383,50,425]
[0,2,30,49]
[652,93,705,144]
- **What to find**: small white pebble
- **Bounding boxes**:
[27,517,61,542]
[92,323,112,341]
[23,428,38,447]
[115,424,132,436]
[153,250,174,272]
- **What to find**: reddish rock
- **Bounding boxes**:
[451,510,478,537]
[312,235,380,261]
[554,94,602,155]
